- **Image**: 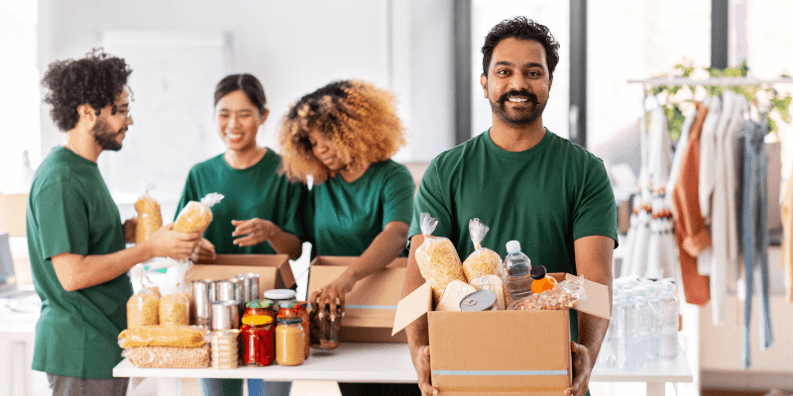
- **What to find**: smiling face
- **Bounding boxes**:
[215,90,267,152]
[308,129,344,171]
[481,37,552,127]
[92,86,133,151]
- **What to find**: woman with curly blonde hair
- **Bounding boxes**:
[279,80,419,395]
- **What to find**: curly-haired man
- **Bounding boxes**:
[403,17,617,396]
[27,49,202,396]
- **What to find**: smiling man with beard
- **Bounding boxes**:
[403,17,618,396]
[27,49,202,396]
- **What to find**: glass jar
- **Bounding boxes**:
[263,289,297,306]
[309,303,342,350]
[241,314,274,366]
[275,317,305,366]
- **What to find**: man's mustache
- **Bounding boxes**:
[497,90,538,105]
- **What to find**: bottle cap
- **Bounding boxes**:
[263,289,296,301]
[530,265,547,280]
[506,240,521,253]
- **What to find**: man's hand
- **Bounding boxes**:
[565,341,593,396]
[231,218,275,247]
[415,345,439,396]
[123,217,138,244]
[144,223,202,261]
[309,271,355,319]
[191,238,217,263]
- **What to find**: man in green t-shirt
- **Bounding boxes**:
[28,49,202,396]
[403,18,617,396]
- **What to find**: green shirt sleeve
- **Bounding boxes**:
[381,163,415,228]
[409,159,454,241]
[572,156,619,248]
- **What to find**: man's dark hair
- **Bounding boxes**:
[481,16,560,78]
[42,48,132,131]
[214,73,267,114]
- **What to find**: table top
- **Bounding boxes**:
[113,342,693,384]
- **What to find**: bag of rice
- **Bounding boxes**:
[415,213,466,304]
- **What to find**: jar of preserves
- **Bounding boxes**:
[309,303,342,350]
[241,314,274,366]
[275,317,305,366]
[263,289,297,306]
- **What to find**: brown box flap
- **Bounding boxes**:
[186,254,294,293]
[392,282,432,336]
[564,274,610,319]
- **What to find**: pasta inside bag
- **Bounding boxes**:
[126,264,159,328]
[462,218,501,280]
[174,192,224,233]
[134,181,163,244]
[158,261,192,326]
[415,213,466,304]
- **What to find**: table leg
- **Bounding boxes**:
[646,382,665,396]
[156,378,180,396]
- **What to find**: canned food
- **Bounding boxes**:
[459,290,498,312]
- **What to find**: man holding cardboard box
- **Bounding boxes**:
[403,17,617,396]
[28,49,202,396]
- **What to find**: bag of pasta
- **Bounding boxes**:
[127,264,160,328]
[415,213,466,304]
[134,182,163,244]
[173,192,224,233]
[118,325,208,348]
[123,346,209,369]
[462,218,501,280]
[158,260,192,326]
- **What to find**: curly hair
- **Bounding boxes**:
[481,16,560,79]
[42,48,132,131]
[278,80,405,184]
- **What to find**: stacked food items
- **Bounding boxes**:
[119,325,209,368]
[416,213,587,312]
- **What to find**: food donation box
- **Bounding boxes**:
[186,254,296,293]
[307,256,408,343]
[392,273,611,395]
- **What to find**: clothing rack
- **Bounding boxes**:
[627,76,793,87]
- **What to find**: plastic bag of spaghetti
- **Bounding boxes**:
[134,181,163,244]
[127,264,160,328]
[158,260,192,326]
[462,218,501,280]
[508,275,588,311]
[415,213,466,304]
[173,192,224,233]
[118,325,208,348]
[123,345,209,368]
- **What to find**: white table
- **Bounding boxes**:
[114,342,692,396]
[0,289,42,396]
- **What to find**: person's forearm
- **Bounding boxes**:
[267,226,303,260]
[52,243,154,292]
[344,222,409,283]
[577,312,609,367]
[403,234,429,360]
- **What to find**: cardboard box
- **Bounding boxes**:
[392,273,611,394]
[186,254,295,295]
[307,256,407,343]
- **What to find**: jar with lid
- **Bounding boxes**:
[241,314,274,366]
[263,289,296,306]
[309,303,342,350]
[276,317,305,366]
[277,301,309,359]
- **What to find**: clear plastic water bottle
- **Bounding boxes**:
[502,240,532,306]
[644,281,664,363]
[659,279,679,362]
[617,289,640,370]
[601,286,622,367]
[634,288,653,367]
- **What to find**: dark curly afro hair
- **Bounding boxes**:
[42,48,132,131]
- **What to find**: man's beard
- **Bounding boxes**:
[490,89,546,125]
[92,116,124,151]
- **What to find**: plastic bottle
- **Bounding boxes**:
[659,279,679,362]
[644,281,663,363]
[530,265,558,294]
[502,240,533,306]
[633,288,653,367]
[617,289,640,370]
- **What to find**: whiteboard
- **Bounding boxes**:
[100,31,232,220]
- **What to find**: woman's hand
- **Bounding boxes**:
[310,271,356,318]
[144,223,202,261]
[191,238,217,263]
[231,218,276,247]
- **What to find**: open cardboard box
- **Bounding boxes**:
[307,256,407,343]
[392,273,610,395]
[186,254,295,295]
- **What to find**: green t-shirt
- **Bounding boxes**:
[26,146,132,379]
[309,159,415,256]
[409,129,618,343]
[175,149,307,254]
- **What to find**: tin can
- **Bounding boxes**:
[191,279,214,324]
[229,277,245,303]
[459,290,498,312]
[236,273,260,302]
[216,280,236,302]
[212,300,240,330]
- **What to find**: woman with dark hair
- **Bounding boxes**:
[279,79,420,396]
[175,73,305,396]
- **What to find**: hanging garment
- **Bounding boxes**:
[782,173,793,303]
[742,113,773,369]
[697,96,722,277]
[709,91,741,325]
[645,102,674,280]
[672,101,712,305]
[620,195,641,278]
[666,107,698,215]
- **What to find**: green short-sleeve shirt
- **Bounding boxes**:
[409,129,618,343]
[26,146,133,379]
[175,149,308,254]
[309,160,415,256]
